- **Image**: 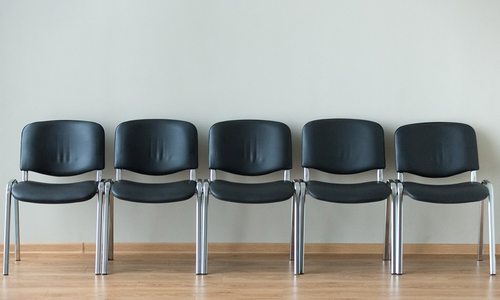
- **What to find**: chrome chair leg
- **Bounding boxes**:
[94,181,104,275]
[390,182,403,275]
[14,198,20,262]
[294,181,305,275]
[485,181,496,275]
[196,180,208,275]
[289,191,295,261]
[101,181,111,275]
[292,185,299,273]
[299,182,306,274]
[108,194,114,261]
[3,180,16,275]
[477,200,485,261]
[383,193,392,261]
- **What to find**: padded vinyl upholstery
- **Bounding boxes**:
[114,119,198,175]
[12,181,98,204]
[111,180,197,203]
[301,119,389,204]
[403,182,489,204]
[20,120,105,176]
[12,120,103,204]
[302,119,386,174]
[209,180,295,204]
[306,181,391,204]
[208,120,292,176]
[395,122,479,177]
[395,122,488,204]
[112,119,199,204]
[208,120,294,203]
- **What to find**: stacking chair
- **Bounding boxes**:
[101,119,200,274]
[293,119,394,274]
[3,120,105,275]
[196,120,298,275]
[391,122,495,275]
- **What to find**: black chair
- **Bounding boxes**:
[3,120,105,275]
[101,119,200,274]
[293,119,394,274]
[391,122,496,275]
[196,120,298,275]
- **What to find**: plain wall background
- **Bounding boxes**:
[1,0,499,244]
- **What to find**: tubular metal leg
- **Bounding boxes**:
[3,181,15,275]
[14,199,20,261]
[485,182,496,275]
[390,182,403,275]
[292,183,299,272]
[108,193,114,261]
[94,182,104,275]
[477,200,485,261]
[383,193,392,261]
[101,181,111,275]
[299,182,306,274]
[294,181,305,275]
[196,180,209,275]
[289,190,295,261]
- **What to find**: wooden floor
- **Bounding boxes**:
[1,252,498,299]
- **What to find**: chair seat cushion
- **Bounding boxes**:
[306,181,391,203]
[111,180,197,203]
[403,182,489,204]
[210,180,295,204]
[12,181,98,204]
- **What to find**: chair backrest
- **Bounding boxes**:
[208,120,292,176]
[20,120,105,176]
[114,119,198,175]
[302,119,386,174]
[394,122,479,178]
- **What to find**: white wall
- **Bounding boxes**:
[1,0,500,244]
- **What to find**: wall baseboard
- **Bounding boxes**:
[2,243,491,255]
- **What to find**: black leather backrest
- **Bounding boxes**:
[302,119,386,174]
[209,120,292,175]
[114,119,198,175]
[20,120,105,176]
[395,122,479,177]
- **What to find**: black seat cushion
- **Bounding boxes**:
[306,181,391,204]
[210,180,295,204]
[403,182,489,204]
[111,180,197,203]
[12,181,98,204]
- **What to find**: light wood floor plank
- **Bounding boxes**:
[2,242,492,255]
[1,252,498,299]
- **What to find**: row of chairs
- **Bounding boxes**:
[3,119,496,276]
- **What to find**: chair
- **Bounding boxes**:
[101,119,200,274]
[391,122,496,275]
[3,120,105,275]
[293,119,394,274]
[196,119,298,275]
